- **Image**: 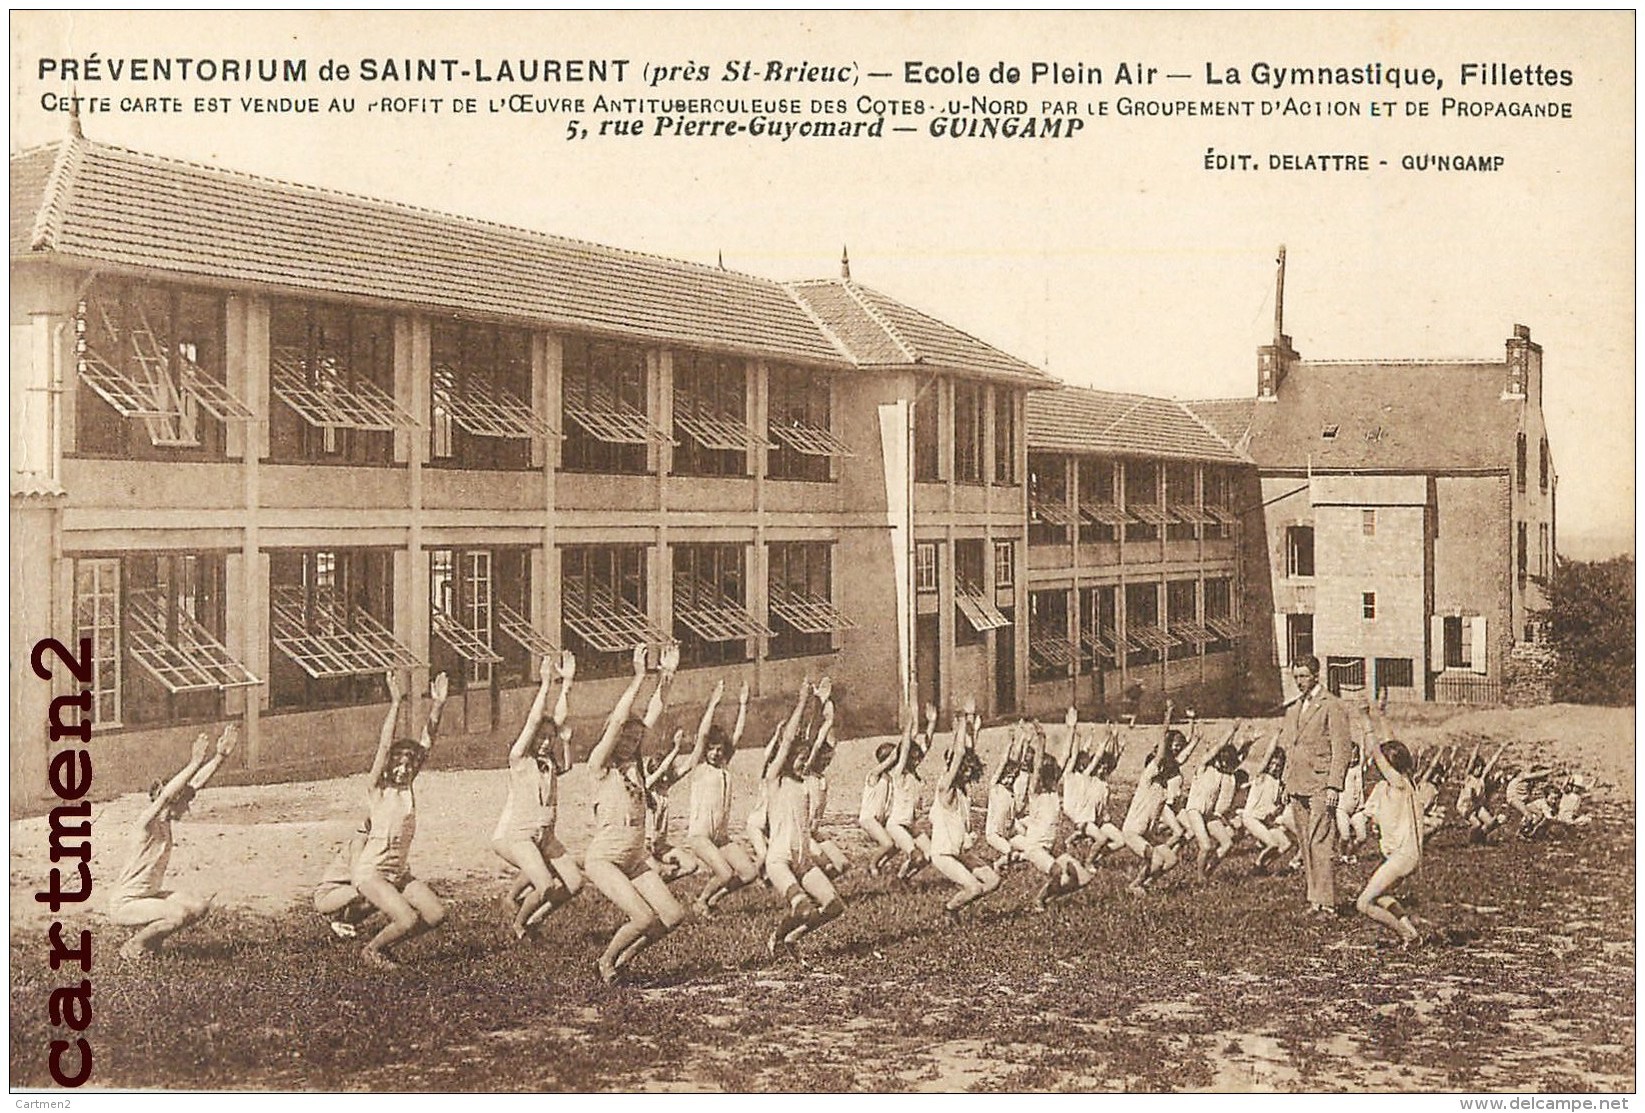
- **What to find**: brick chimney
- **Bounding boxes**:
[1257,245,1301,402]
[1504,323,1540,402]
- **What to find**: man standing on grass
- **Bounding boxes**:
[1278,654,1354,916]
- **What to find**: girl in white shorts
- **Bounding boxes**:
[929,698,1001,922]
[858,733,902,875]
[1357,706,1423,947]
[584,645,688,985]
[493,651,581,940]
[109,725,236,960]
[351,671,450,970]
[677,679,760,916]
[982,722,1028,870]
[887,704,935,880]
[764,677,846,962]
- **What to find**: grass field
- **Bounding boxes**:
[9,704,1635,1091]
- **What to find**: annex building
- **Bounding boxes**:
[1187,320,1558,707]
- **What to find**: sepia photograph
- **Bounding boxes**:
[7,10,1635,1096]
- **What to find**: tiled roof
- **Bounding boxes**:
[11,146,55,256]
[1026,385,1248,463]
[788,280,914,365]
[1182,398,1256,452]
[12,139,1048,385]
[835,279,1052,384]
[1239,361,1518,471]
[795,281,1053,385]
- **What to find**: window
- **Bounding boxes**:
[75,279,242,460]
[993,540,1015,590]
[1028,454,1073,546]
[1540,523,1550,577]
[1028,589,1072,682]
[560,336,661,475]
[953,381,984,484]
[915,542,939,594]
[673,544,768,668]
[1325,656,1365,696]
[1321,424,1339,440]
[953,540,1008,647]
[1539,436,1549,493]
[72,552,258,729]
[1077,458,1123,542]
[429,320,541,471]
[269,548,409,709]
[76,558,122,725]
[768,542,852,659]
[1204,577,1238,652]
[1203,469,1237,538]
[1442,615,1471,669]
[992,388,1018,485]
[1164,462,1200,542]
[1166,579,1203,660]
[1517,522,1529,588]
[673,351,758,478]
[1362,591,1377,620]
[1124,581,1170,667]
[269,301,409,465]
[1516,433,1527,493]
[1375,657,1414,694]
[1286,525,1315,577]
[1285,613,1314,666]
[560,545,664,678]
[913,384,942,482]
[430,548,536,691]
[1077,585,1119,675]
[1362,509,1377,537]
[1124,460,1165,542]
[767,365,848,482]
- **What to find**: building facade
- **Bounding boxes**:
[9,139,1052,804]
[1189,324,1558,706]
[1022,387,1260,720]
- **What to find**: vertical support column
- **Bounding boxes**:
[403,315,429,699]
[751,360,768,699]
[238,295,269,762]
[539,331,561,645]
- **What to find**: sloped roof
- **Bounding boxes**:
[11,138,1048,385]
[1026,385,1248,463]
[1238,361,1519,471]
[1182,397,1256,452]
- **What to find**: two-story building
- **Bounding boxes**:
[9,137,1053,804]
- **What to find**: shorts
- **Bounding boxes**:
[107,890,175,927]
[352,865,414,890]
[765,855,820,898]
[312,879,357,908]
[584,825,647,879]
[494,826,569,861]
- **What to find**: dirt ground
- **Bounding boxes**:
[9,703,1635,1091]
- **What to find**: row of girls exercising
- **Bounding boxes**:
[302,648,850,978]
[108,659,1594,968]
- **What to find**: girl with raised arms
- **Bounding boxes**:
[492,650,581,941]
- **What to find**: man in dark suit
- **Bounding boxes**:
[1278,654,1354,914]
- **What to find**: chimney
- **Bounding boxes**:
[1257,245,1300,402]
[1504,323,1537,400]
[840,245,851,281]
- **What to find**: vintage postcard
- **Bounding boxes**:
[8,10,1634,1099]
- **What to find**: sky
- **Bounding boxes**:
[10,11,1634,554]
